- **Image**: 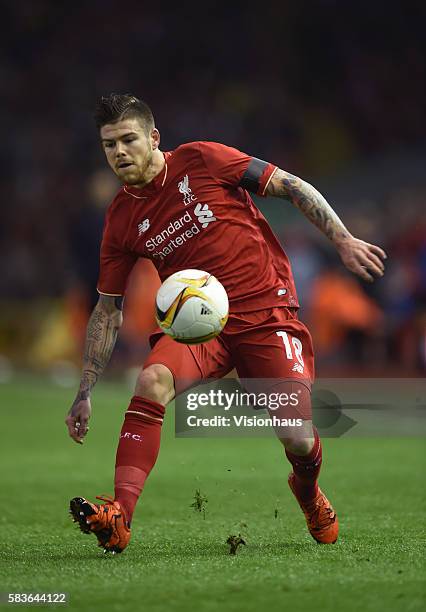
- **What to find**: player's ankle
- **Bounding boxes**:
[114,490,137,525]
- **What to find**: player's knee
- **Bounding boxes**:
[280,435,315,456]
[277,419,315,455]
[135,364,175,406]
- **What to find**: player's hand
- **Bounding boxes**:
[337,236,387,282]
[65,396,92,444]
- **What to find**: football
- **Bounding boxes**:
[155,269,229,344]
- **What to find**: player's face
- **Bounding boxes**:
[100,117,160,185]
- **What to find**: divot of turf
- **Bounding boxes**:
[226,534,246,555]
[190,489,208,518]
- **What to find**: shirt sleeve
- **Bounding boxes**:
[97,213,138,296]
[197,141,277,197]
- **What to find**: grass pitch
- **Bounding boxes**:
[1,376,425,611]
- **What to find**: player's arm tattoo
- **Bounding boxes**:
[267,168,351,244]
[73,295,123,403]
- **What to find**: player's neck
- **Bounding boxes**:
[133,149,165,189]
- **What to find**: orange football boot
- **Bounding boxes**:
[69,495,131,553]
[288,473,339,544]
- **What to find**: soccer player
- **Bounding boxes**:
[66,94,386,553]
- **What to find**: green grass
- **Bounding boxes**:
[0,376,425,612]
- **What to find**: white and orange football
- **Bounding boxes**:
[155,269,229,344]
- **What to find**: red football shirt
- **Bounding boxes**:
[97,141,299,312]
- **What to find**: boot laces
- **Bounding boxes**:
[305,494,335,530]
[95,495,116,505]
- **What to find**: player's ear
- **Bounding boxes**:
[151,128,160,150]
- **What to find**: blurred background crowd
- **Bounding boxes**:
[1,0,425,381]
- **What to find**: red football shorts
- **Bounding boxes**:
[144,307,314,419]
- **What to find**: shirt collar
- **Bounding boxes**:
[123,151,170,199]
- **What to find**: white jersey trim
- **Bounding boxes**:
[97,289,123,297]
[261,166,278,196]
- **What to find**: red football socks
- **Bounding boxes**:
[285,427,322,502]
[114,396,165,524]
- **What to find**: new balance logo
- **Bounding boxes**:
[194,203,216,228]
[138,219,150,235]
[178,174,197,205]
[200,304,213,315]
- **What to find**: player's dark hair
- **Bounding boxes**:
[94,94,155,133]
